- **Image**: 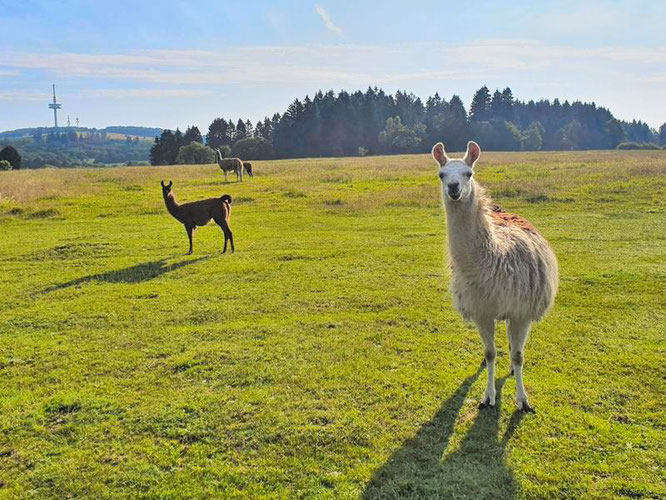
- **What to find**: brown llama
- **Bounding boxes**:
[215,149,243,182]
[433,140,558,412]
[161,180,234,254]
[242,161,254,178]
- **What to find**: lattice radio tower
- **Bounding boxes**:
[48,84,62,128]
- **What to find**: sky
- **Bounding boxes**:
[1,0,664,132]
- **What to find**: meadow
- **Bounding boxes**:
[0,150,664,498]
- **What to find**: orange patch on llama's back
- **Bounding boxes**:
[488,205,536,232]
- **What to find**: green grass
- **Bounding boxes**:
[0,151,664,498]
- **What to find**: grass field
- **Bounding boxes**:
[0,151,664,498]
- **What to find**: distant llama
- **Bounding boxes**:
[433,140,558,411]
[242,161,254,178]
[215,149,243,182]
[161,180,234,254]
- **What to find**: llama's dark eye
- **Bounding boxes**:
[438,172,445,180]
[465,172,473,178]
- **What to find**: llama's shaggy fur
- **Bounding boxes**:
[215,149,243,182]
[433,141,558,411]
[161,180,234,254]
[242,161,254,178]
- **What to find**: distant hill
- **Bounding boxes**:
[0,128,155,168]
[0,126,162,140]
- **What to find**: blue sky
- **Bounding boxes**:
[1,0,664,132]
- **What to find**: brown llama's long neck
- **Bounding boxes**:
[164,192,183,221]
[444,181,494,269]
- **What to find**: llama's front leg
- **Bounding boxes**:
[185,225,194,254]
[475,316,496,408]
[508,317,534,412]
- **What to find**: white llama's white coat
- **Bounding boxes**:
[434,141,558,410]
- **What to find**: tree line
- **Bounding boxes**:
[149,85,665,164]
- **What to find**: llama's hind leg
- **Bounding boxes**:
[475,316,496,408]
[508,317,534,412]
[214,216,234,254]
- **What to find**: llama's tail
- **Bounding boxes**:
[221,194,232,204]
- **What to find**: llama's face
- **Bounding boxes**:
[438,160,474,201]
[432,141,480,203]
[161,180,173,197]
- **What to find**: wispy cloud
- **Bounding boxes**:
[1,41,664,87]
[0,90,47,101]
[0,69,20,77]
[81,88,217,98]
[315,5,342,36]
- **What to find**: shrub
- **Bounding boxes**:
[0,145,21,169]
[0,160,11,171]
[378,116,421,154]
[231,137,274,160]
[616,142,661,150]
[176,142,216,164]
[213,145,232,158]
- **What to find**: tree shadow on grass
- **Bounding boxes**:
[363,368,527,499]
[43,256,210,292]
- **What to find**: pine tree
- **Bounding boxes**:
[207,118,233,149]
[245,119,254,138]
[469,86,491,122]
[183,126,203,144]
[501,87,514,120]
[659,123,666,146]
[490,89,503,119]
[235,119,247,141]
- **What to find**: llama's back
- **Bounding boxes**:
[451,216,558,323]
[180,197,228,225]
[218,158,242,170]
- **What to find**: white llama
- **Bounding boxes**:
[433,140,558,411]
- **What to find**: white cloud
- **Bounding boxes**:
[0,69,20,77]
[0,90,47,101]
[80,88,217,98]
[315,5,342,36]
[1,41,665,87]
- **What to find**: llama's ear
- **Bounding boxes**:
[168,181,173,188]
[464,141,481,167]
[161,180,165,188]
[432,142,448,166]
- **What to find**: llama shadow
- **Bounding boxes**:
[363,368,526,499]
[43,256,210,292]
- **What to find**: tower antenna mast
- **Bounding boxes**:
[48,84,62,128]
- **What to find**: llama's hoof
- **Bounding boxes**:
[478,397,495,409]
[510,367,515,376]
[518,401,536,413]
[480,358,487,368]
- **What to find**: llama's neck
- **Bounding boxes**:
[444,181,493,269]
[164,192,182,220]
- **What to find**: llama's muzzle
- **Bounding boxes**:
[447,182,461,201]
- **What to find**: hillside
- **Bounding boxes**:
[0,126,162,140]
[0,128,156,168]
